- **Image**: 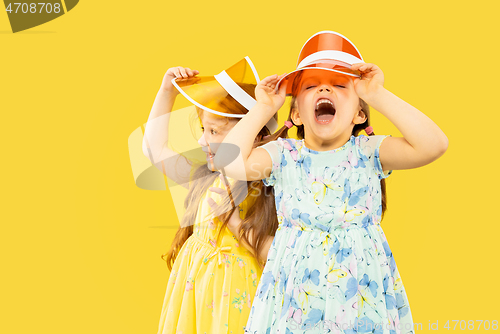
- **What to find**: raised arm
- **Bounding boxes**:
[214,74,287,181]
[351,63,448,171]
[142,67,199,186]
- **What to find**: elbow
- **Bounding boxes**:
[435,133,449,158]
[427,134,448,162]
[142,139,158,164]
[142,141,152,161]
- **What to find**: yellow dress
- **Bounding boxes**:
[157,177,263,334]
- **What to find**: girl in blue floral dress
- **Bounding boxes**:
[215,31,448,334]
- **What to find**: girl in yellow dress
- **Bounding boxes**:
[142,58,278,334]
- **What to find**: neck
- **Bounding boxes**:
[303,132,352,152]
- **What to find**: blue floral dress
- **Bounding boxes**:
[245,135,414,334]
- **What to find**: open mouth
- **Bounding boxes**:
[201,148,215,159]
[315,98,336,124]
[204,151,216,170]
[204,151,215,159]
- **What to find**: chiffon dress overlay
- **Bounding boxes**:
[158,176,263,334]
[245,135,414,334]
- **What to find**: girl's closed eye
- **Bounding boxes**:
[332,80,348,88]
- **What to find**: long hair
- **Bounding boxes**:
[351,99,388,217]
[163,83,279,269]
[266,71,388,218]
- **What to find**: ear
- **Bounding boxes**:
[353,108,367,125]
[291,107,303,126]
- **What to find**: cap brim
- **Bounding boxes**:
[171,56,262,119]
[172,76,278,133]
[172,76,244,118]
[277,63,361,95]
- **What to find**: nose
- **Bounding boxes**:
[198,134,207,147]
[318,85,331,93]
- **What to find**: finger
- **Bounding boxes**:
[358,63,378,74]
[171,67,182,79]
[260,74,279,85]
[185,68,199,77]
[351,63,368,74]
[268,75,280,84]
[272,74,286,85]
[277,80,287,97]
[362,63,379,70]
[257,80,276,91]
[358,65,369,73]
[350,63,364,71]
[265,78,280,89]
[208,187,225,194]
[179,67,189,78]
[175,67,184,78]
[277,73,288,81]
[206,197,217,210]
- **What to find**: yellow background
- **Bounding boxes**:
[1,0,499,333]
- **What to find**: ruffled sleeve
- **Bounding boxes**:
[358,135,392,180]
[258,138,284,187]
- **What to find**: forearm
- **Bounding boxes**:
[142,89,177,162]
[214,103,272,178]
[221,104,269,159]
[365,87,448,157]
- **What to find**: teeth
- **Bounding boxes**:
[316,99,334,107]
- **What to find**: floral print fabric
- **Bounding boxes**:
[158,176,262,334]
[245,135,414,334]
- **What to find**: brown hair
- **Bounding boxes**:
[351,99,388,217]
[163,83,279,269]
[272,71,388,217]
